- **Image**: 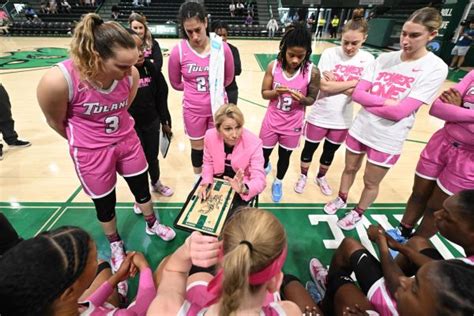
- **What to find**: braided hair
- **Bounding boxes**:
[0,226,92,316]
[277,22,312,75]
[430,260,474,316]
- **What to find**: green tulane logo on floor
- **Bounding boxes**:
[0,47,68,70]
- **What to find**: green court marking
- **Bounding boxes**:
[406,139,428,145]
[238,96,267,109]
[0,47,69,70]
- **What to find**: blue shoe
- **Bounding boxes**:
[264,162,272,175]
[271,180,282,202]
[305,281,323,304]
[386,228,409,258]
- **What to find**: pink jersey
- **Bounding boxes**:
[368,256,474,316]
[168,40,234,117]
[58,59,135,149]
[263,60,313,135]
[430,70,474,146]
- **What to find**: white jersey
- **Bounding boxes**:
[349,51,448,154]
[307,46,374,129]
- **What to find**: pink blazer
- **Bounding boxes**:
[202,128,266,201]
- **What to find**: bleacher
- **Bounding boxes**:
[115,0,184,24]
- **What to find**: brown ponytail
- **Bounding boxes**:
[70,13,136,81]
[342,8,368,35]
[219,208,286,316]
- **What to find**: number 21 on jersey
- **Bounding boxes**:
[196,76,208,92]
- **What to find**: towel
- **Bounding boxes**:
[209,32,226,116]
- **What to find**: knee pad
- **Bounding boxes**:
[301,141,320,163]
[92,190,117,222]
[124,172,151,204]
[191,148,204,168]
[320,141,341,166]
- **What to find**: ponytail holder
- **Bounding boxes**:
[239,240,253,253]
[96,18,104,26]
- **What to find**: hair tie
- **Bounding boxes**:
[96,18,104,26]
[239,240,253,252]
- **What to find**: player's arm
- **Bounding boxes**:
[320,75,358,94]
[368,225,405,296]
[298,66,321,106]
[37,67,69,139]
[127,66,140,107]
[168,45,184,91]
[261,61,286,100]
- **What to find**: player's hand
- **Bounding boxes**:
[131,251,149,271]
[367,225,385,243]
[440,88,462,106]
[198,183,212,202]
[111,252,135,283]
[224,169,245,194]
[290,89,304,101]
[343,88,355,96]
[276,86,290,95]
[323,70,336,82]
[343,304,370,316]
[162,124,173,138]
[187,231,221,268]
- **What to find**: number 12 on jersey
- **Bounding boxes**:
[277,96,292,112]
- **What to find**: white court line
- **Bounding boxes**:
[46,207,70,231]
[35,207,62,236]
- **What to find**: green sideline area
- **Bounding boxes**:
[1,201,464,298]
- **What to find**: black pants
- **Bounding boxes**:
[0,84,18,145]
[315,26,324,37]
[134,118,160,185]
[226,88,238,105]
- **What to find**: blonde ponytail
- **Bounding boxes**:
[70,13,136,81]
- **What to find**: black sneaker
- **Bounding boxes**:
[8,139,31,148]
[0,145,3,160]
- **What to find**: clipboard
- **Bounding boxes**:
[160,129,171,159]
[174,177,235,237]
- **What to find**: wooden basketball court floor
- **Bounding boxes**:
[0,36,467,290]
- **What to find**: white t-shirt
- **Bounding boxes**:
[307,46,375,129]
[349,50,448,154]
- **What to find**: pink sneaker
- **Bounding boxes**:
[152,181,174,197]
[294,174,307,194]
[110,241,128,298]
[315,176,332,196]
[323,196,347,215]
[309,258,328,293]
[337,210,362,230]
[146,220,176,241]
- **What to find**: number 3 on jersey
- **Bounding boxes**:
[277,96,292,112]
[105,116,120,134]
[196,76,208,92]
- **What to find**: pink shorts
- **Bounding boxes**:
[259,122,300,150]
[416,128,474,195]
[346,134,400,168]
[304,122,348,145]
[183,110,214,140]
[70,133,148,199]
[182,281,280,315]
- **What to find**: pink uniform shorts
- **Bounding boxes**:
[183,110,214,140]
[70,132,148,199]
[304,122,349,145]
[259,121,300,150]
[346,134,400,168]
[416,128,474,195]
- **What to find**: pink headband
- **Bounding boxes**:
[205,244,288,306]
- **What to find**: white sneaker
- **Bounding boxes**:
[323,196,347,215]
[152,181,174,196]
[109,241,128,298]
[133,203,142,215]
[315,176,332,196]
[294,174,307,194]
[337,210,362,231]
[146,220,176,241]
